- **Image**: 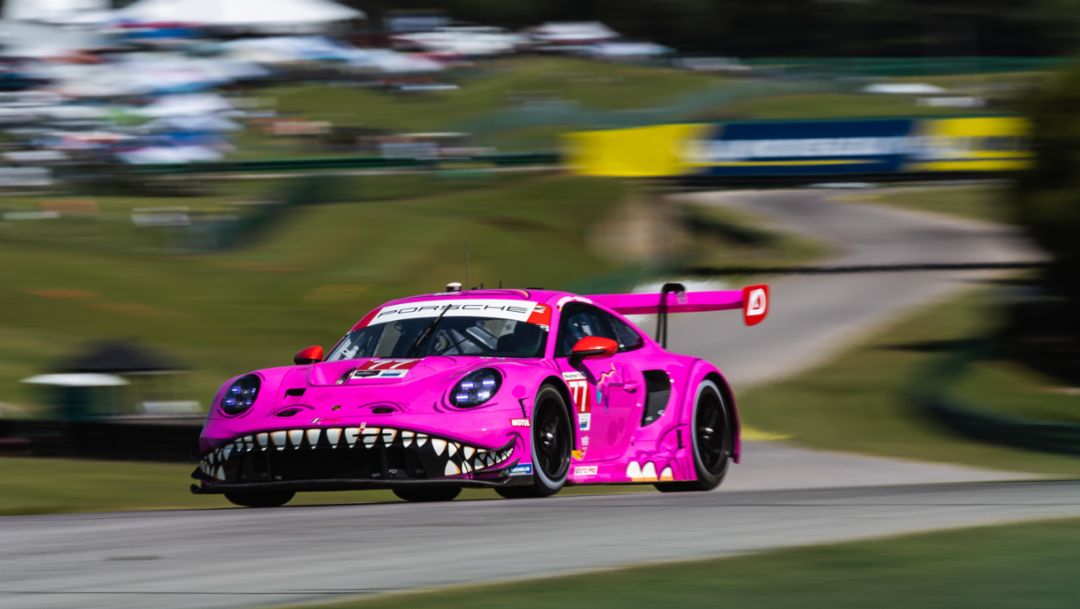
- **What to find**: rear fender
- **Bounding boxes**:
[691,363,741,464]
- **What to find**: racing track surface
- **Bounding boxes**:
[1,188,1073,609]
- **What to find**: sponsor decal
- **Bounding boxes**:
[510,418,531,427]
[348,359,420,380]
[572,436,590,460]
[526,304,552,329]
[370,299,539,324]
[563,371,592,428]
[742,285,769,326]
[573,465,598,477]
[510,463,533,476]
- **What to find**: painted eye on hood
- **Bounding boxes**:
[221,374,260,415]
[450,368,501,408]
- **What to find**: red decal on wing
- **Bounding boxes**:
[742,284,769,326]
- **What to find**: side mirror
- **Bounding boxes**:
[293,345,324,365]
[571,336,618,360]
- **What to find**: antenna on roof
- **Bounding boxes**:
[464,245,469,291]
[498,279,503,288]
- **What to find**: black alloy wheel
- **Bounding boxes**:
[496,385,571,499]
[655,380,732,493]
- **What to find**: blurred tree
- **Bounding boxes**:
[346,0,1080,57]
[1012,61,1080,306]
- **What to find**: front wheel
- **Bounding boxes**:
[655,379,733,493]
[224,490,295,508]
[496,384,571,499]
[393,486,461,502]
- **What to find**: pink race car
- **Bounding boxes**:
[192,282,769,507]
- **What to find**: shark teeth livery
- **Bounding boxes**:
[196,425,519,485]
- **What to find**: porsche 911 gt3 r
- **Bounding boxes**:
[192,282,769,506]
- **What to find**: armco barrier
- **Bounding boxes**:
[0,418,200,462]
[126,152,559,175]
[908,344,1080,457]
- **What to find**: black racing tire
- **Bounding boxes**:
[495,384,571,499]
[393,486,462,502]
[655,379,733,493]
[224,490,295,508]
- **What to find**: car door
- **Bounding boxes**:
[555,303,644,462]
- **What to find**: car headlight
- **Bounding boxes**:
[221,374,260,415]
[450,368,501,408]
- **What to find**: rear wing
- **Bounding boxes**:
[588,283,769,347]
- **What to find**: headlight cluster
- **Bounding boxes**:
[451,368,501,407]
[221,374,260,415]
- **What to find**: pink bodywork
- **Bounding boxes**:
[196,287,760,489]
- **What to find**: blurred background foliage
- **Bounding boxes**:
[349,0,1080,57]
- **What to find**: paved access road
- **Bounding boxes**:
[667,188,1043,385]
[0,188,1064,609]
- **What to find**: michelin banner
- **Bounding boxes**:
[565,117,1030,178]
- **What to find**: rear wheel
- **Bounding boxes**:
[655,379,733,493]
[393,486,461,502]
[496,385,571,499]
[224,490,295,508]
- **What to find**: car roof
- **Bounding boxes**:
[379,288,570,308]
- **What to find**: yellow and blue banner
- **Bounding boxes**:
[566,116,1031,178]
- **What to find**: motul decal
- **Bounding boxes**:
[742,284,769,326]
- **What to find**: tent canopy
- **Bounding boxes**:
[2,0,108,23]
[0,21,109,57]
[23,373,129,387]
[119,0,363,27]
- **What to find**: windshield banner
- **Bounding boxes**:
[370,299,542,325]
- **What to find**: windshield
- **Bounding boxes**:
[327,316,547,360]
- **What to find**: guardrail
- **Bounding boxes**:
[125,152,560,175]
[0,418,199,462]
[907,342,1080,456]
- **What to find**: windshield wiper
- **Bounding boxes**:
[405,304,452,358]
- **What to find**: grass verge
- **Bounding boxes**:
[682,202,831,270]
[742,286,1080,476]
[841,184,1011,224]
[0,174,631,408]
[952,358,1080,424]
[283,517,1080,609]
